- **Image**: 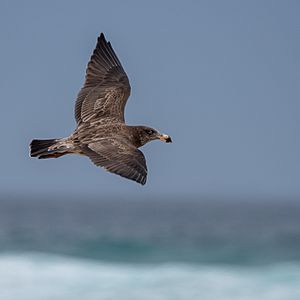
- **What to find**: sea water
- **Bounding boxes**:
[0,196,299,300]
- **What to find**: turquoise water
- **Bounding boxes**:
[0,197,300,299]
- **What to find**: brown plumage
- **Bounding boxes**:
[30,33,172,185]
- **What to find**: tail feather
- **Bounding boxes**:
[30,139,58,158]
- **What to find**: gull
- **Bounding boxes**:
[30,33,172,185]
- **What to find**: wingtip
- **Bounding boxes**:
[140,177,147,186]
[99,32,106,43]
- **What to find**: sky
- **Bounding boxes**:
[0,0,299,199]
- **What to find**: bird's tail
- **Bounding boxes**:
[30,138,70,159]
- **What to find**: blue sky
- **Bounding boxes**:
[0,0,299,199]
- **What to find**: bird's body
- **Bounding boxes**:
[30,33,171,185]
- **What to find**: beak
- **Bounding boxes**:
[159,134,172,143]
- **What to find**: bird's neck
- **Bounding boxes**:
[127,125,145,148]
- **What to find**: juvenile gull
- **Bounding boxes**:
[30,33,172,185]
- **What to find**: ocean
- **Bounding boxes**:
[0,196,300,300]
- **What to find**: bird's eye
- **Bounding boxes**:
[146,129,154,135]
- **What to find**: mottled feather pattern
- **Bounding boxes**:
[85,139,147,185]
[30,33,171,185]
[75,34,130,124]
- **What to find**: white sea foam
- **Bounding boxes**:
[0,253,300,300]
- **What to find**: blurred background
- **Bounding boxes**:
[0,0,300,299]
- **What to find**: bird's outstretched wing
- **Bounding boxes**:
[82,138,147,185]
[75,33,131,124]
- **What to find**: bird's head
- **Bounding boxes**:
[136,126,172,147]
